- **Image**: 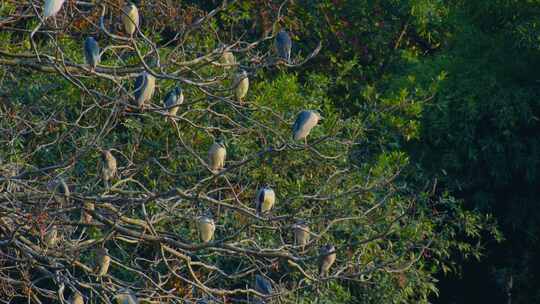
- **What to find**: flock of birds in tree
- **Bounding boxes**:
[37,0,334,303]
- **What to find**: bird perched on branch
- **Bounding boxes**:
[68,292,84,304]
[275,30,292,63]
[220,51,236,70]
[43,0,65,19]
[84,37,100,72]
[255,186,275,215]
[44,225,58,248]
[255,274,273,296]
[134,71,156,108]
[234,70,249,102]
[197,215,216,243]
[101,150,117,188]
[82,202,95,224]
[114,288,139,304]
[47,177,70,206]
[293,220,310,251]
[208,140,226,172]
[95,247,110,281]
[293,110,321,145]
[319,244,336,277]
[163,86,183,118]
[121,3,140,37]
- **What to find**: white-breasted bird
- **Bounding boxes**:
[133,71,156,108]
[319,244,336,277]
[68,292,84,304]
[121,3,140,37]
[197,215,216,243]
[234,70,249,102]
[82,202,95,224]
[255,186,275,215]
[220,51,236,70]
[95,247,111,280]
[101,150,117,187]
[114,288,139,304]
[84,37,100,72]
[293,220,310,251]
[275,30,292,63]
[43,0,65,19]
[163,86,183,118]
[44,225,58,248]
[208,140,226,172]
[292,110,321,144]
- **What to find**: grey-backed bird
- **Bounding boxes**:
[319,244,336,277]
[95,247,111,280]
[121,3,139,37]
[101,150,117,188]
[292,110,321,144]
[197,215,216,243]
[84,37,100,72]
[68,292,84,304]
[44,225,58,248]
[234,70,249,102]
[220,51,236,70]
[293,220,310,251]
[134,71,156,108]
[48,177,70,206]
[255,274,273,295]
[163,86,183,118]
[275,30,292,63]
[255,186,275,215]
[114,288,139,304]
[44,0,65,18]
[208,140,226,172]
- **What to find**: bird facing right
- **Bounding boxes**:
[197,215,216,243]
[293,220,310,251]
[255,186,276,215]
[95,247,111,280]
[43,0,65,19]
[101,150,117,187]
[234,70,249,102]
[319,244,336,277]
[163,86,183,118]
[133,71,156,108]
[292,110,321,143]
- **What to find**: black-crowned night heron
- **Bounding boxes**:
[43,0,65,19]
[121,3,139,37]
[114,288,139,304]
[220,51,236,69]
[319,244,336,277]
[234,70,249,102]
[82,202,95,224]
[163,86,183,118]
[95,247,110,281]
[68,292,84,304]
[208,140,226,172]
[292,110,321,145]
[255,274,273,295]
[48,177,70,205]
[44,225,58,247]
[101,150,117,187]
[255,186,275,215]
[197,215,216,243]
[134,71,156,108]
[292,220,310,251]
[275,30,292,63]
[84,37,100,72]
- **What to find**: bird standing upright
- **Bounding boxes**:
[275,30,292,63]
[84,37,100,72]
[44,225,58,248]
[234,70,249,102]
[292,110,321,145]
[68,292,84,304]
[121,3,140,37]
[134,71,156,108]
[319,244,336,277]
[43,0,65,19]
[101,150,117,188]
[114,288,139,304]
[254,274,273,295]
[82,202,95,224]
[293,220,310,251]
[197,215,216,243]
[163,86,183,118]
[95,247,111,281]
[208,140,226,172]
[255,186,275,215]
[220,51,236,70]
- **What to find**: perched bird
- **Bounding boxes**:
[292,220,310,251]
[44,225,58,248]
[84,37,100,72]
[220,51,236,69]
[197,215,216,243]
[133,71,156,108]
[234,70,249,102]
[48,177,70,205]
[163,86,183,118]
[68,292,84,304]
[82,202,95,224]
[121,3,140,37]
[275,30,292,63]
[255,186,275,215]
[114,288,139,304]
[43,0,65,18]
[101,150,117,187]
[95,247,111,280]
[292,110,321,144]
[254,274,273,295]
[319,244,336,277]
[208,140,226,172]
